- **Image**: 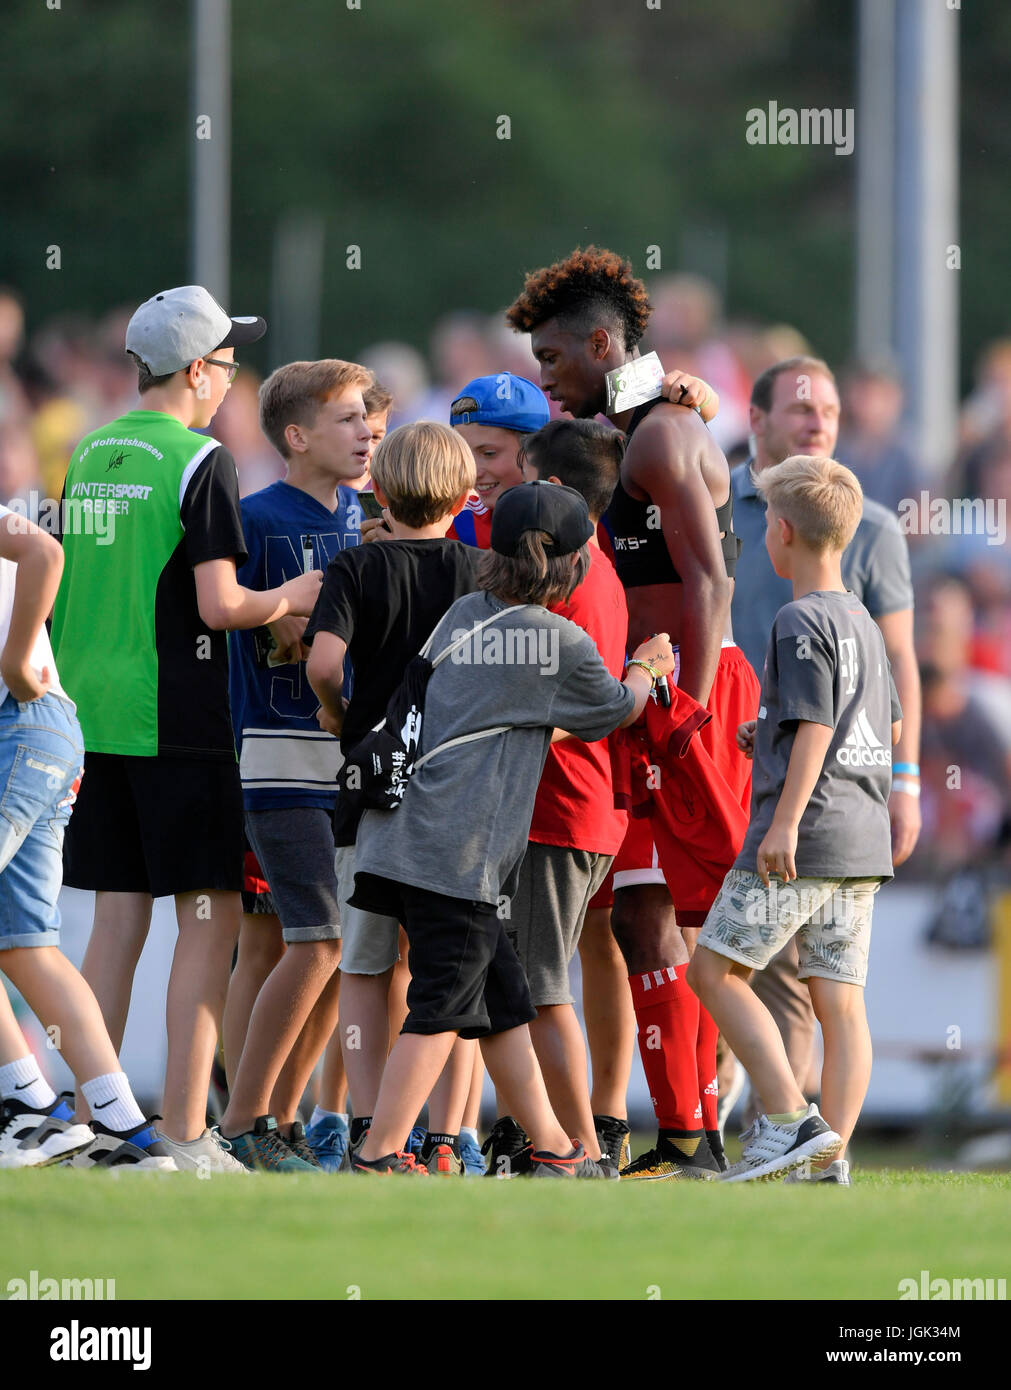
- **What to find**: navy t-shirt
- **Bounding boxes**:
[229,480,359,811]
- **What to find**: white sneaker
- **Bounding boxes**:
[151,1126,250,1174]
[721,1103,841,1183]
[0,1097,94,1168]
[784,1157,851,1185]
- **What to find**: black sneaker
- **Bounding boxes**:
[65,1117,178,1171]
[285,1121,323,1169]
[352,1149,429,1175]
[480,1116,533,1179]
[594,1114,631,1179]
[531,1141,605,1178]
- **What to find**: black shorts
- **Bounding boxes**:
[63,752,244,897]
[351,872,536,1039]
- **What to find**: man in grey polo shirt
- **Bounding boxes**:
[731,355,922,1116]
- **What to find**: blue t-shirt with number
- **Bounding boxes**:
[229,480,360,810]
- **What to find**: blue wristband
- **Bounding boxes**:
[893,762,919,777]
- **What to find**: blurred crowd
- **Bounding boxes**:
[2,276,1008,883]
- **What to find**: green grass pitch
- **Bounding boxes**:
[4,1168,1009,1300]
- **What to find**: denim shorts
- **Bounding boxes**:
[244,807,341,944]
[0,692,84,950]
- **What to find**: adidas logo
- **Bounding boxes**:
[836,708,892,767]
[704,1078,719,1097]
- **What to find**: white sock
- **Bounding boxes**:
[310,1106,348,1129]
[80,1072,145,1133]
[0,1055,57,1110]
[460,1126,479,1146]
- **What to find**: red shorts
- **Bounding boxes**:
[609,643,760,914]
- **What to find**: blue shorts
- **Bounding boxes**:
[0,692,83,951]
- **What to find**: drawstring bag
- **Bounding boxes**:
[337,605,529,813]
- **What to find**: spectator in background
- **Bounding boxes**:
[0,289,30,429]
[649,273,751,453]
[959,339,1011,454]
[0,424,42,512]
[835,360,919,513]
[916,575,1011,871]
[357,341,430,426]
[211,372,284,496]
[413,311,496,424]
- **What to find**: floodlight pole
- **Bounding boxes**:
[190,0,231,301]
[892,0,960,481]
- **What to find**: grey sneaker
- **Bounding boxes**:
[784,1157,851,1185]
[721,1104,841,1183]
[152,1125,250,1175]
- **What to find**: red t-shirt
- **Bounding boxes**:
[528,545,630,853]
[447,497,492,549]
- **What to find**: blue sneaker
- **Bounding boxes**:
[406,1125,427,1158]
[305,1113,349,1172]
[460,1131,487,1176]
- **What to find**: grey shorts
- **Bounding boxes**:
[334,842,401,975]
[698,869,882,987]
[243,808,341,945]
[504,843,614,1006]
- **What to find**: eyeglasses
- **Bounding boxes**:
[202,357,239,383]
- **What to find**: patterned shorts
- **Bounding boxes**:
[698,869,882,986]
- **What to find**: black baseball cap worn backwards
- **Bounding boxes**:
[490,480,594,558]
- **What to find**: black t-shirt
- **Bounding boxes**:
[157,445,248,757]
[304,538,482,750]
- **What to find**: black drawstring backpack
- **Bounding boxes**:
[337,605,529,814]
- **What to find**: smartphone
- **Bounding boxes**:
[358,491,385,521]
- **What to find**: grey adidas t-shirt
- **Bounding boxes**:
[730,461,914,678]
[735,590,902,879]
[353,590,635,906]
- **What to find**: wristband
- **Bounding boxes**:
[626,659,658,685]
[892,777,921,798]
[893,762,920,777]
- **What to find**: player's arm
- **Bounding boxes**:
[625,410,731,705]
[306,632,348,736]
[0,513,63,701]
[874,607,921,866]
[756,719,834,885]
[194,557,322,632]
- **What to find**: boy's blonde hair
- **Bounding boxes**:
[370,421,476,528]
[756,454,863,552]
[259,359,374,458]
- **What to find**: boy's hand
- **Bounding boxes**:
[267,614,310,665]
[660,370,719,423]
[281,569,323,617]
[360,516,392,545]
[756,819,798,886]
[0,653,51,702]
[630,631,676,677]
[316,699,347,738]
[736,719,757,758]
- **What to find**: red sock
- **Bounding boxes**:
[628,966,702,1131]
[696,1003,719,1132]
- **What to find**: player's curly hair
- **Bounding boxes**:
[505,246,652,352]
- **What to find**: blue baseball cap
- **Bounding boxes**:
[449,373,550,434]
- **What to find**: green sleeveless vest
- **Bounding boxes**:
[51,410,221,755]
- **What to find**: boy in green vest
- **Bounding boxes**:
[51,286,321,1172]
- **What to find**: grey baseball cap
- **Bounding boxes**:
[125,285,266,375]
